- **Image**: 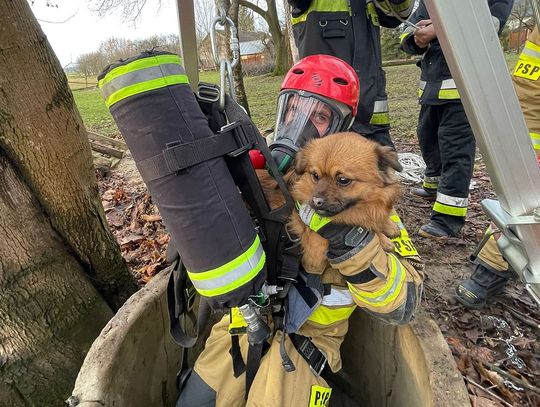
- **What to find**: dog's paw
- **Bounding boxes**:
[383,219,400,239]
[301,231,328,274]
[378,233,396,253]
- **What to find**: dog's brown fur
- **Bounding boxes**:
[287,132,403,273]
[256,132,403,274]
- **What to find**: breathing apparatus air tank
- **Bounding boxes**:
[98,51,266,310]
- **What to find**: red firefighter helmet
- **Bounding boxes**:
[269,55,360,174]
[281,55,359,116]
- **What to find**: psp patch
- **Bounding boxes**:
[513,59,540,80]
[392,235,419,257]
[309,385,332,407]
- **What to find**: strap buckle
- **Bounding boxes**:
[220,121,254,157]
[294,335,327,377]
[196,82,220,103]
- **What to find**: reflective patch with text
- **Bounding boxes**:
[513,60,540,80]
[309,385,332,407]
[392,235,419,257]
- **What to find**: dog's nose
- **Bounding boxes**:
[312,196,325,207]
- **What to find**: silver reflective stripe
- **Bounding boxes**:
[424,175,440,183]
[349,254,405,306]
[441,78,457,89]
[298,204,316,226]
[373,99,388,113]
[321,287,354,307]
[101,63,186,99]
[189,242,265,291]
[419,80,427,90]
[436,191,468,207]
[522,43,540,61]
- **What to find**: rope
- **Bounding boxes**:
[397,153,426,184]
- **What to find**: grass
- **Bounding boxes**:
[72,54,521,139]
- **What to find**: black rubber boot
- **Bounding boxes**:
[410,187,437,200]
[418,221,453,239]
[455,264,510,309]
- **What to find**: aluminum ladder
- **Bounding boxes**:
[425,0,540,304]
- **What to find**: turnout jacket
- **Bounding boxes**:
[400,0,513,105]
[288,0,414,134]
[293,208,423,372]
[512,26,540,159]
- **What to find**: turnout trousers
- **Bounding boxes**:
[417,102,475,235]
[177,316,335,407]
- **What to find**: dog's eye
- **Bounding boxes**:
[336,176,352,186]
[311,172,320,182]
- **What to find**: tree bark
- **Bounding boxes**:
[0,155,114,406]
[283,0,298,63]
[0,0,137,309]
[230,0,251,115]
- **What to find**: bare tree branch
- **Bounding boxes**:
[90,0,161,22]
[239,0,268,21]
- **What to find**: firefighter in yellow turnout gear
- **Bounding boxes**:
[455,26,540,309]
[179,228,423,407]
[177,57,423,407]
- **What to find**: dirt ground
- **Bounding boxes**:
[96,136,539,406]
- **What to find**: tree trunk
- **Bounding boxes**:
[0,155,114,406]
[0,1,137,404]
[218,0,251,115]
[283,0,299,63]
[239,0,291,75]
[0,0,137,309]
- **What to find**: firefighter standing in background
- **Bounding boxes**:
[288,0,415,149]
[399,0,513,239]
[177,56,423,407]
[456,25,540,308]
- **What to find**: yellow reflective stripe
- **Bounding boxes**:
[531,132,540,151]
[98,54,183,88]
[438,89,460,99]
[347,254,404,307]
[104,74,189,108]
[191,251,265,297]
[291,0,349,24]
[296,202,333,232]
[308,304,356,325]
[423,181,438,189]
[370,112,390,125]
[523,40,540,60]
[418,88,424,97]
[189,236,262,281]
[390,214,401,223]
[399,32,410,44]
[433,202,467,217]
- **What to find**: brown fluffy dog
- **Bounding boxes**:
[287,132,403,273]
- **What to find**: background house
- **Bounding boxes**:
[199,30,271,71]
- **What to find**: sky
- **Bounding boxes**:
[32,0,183,67]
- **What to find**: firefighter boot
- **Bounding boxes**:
[410,187,437,201]
[418,221,453,239]
[455,264,510,309]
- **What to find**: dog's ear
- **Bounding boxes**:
[376,145,402,185]
[294,150,308,175]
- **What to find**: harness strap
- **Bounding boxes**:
[229,335,246,378]
[289,333,328,377]
[167,258,211,348]
[245,342,265,399]
[138,121,253,182]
